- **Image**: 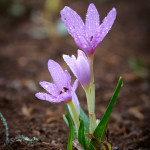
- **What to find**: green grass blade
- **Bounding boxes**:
[0,112,9,146]
[64,104,76,139]
[89,77,123,150]
[66,114,74,150]
[63,114,69,126]
[78,120,87,149]
[80,107,89,133]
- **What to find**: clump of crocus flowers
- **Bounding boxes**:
[35,3,123,150]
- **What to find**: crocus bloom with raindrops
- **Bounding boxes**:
[63,50,91,87]
[35,60,79,105]
[61,3,117,56]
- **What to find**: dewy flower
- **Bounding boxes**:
[35,59,79,104]
[61,3,116,56]
[63,50,91,87]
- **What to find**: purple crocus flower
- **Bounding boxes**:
[35,60,79,104]
[61,3,117,56]
[63,50,91,87]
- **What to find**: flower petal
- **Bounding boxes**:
[72,79,78,92]
[64,70,71,90]
[35,92,58,103]
[78,49,89,62]
[39,81,59,96]
[63,54,78,77]
[48,60,68,90]
[61,6,91,52]
[72,92,80,115]
[76,50,91,87]
[35,92,71,103]
[57,92,72,103]
[96,8,116,46]
[68,92,80,116]
[61,6,85,39]
[85,3,100,42]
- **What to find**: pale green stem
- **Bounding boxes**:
[84,54,97,133]
[67,100,80,136]
[84,86,96,134]
[89,54,95,115]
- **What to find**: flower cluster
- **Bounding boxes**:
[35,3,121,150]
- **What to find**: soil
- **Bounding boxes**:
[0,0,150,149]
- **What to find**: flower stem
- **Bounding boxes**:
[84,54,97,133]
[67,100,80,136]
[84,86,96,133]
[89,54,95,116]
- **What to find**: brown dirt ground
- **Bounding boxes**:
[0,0,150,149]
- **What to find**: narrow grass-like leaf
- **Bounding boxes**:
[80,107,90,147]
[89,77,123,150]
[78,120,86,149]
[63,114,69,126]
[65,103,71,116]
[80,107,89,133]
[0,112,9,146]
[64,104,76,139]
[66,114,74,150]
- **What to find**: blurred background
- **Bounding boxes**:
[0,0,150,149]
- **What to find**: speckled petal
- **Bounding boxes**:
[61,6,85,39]
[96,8,116,45]
[61,6,91,52]
[85,3,100,42]
[35,92,58,103]
[40,81,59,96]
[48,60,68,90]
[74,36,94,56]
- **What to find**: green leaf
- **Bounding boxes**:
[80,107,89,133]
[65,103,71,116]
[63,114,69,126]
[89,77,123,150]
[66,114,74,150]
[64,104,76,139]
[80,107,90,147]
[78,120,86,149]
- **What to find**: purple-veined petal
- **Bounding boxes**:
[95,8,116,46]
[40,81,59,96]
[48,60,68,90]
[60,6,85,39]
[72,79,78,92]
[85,3,100,42]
